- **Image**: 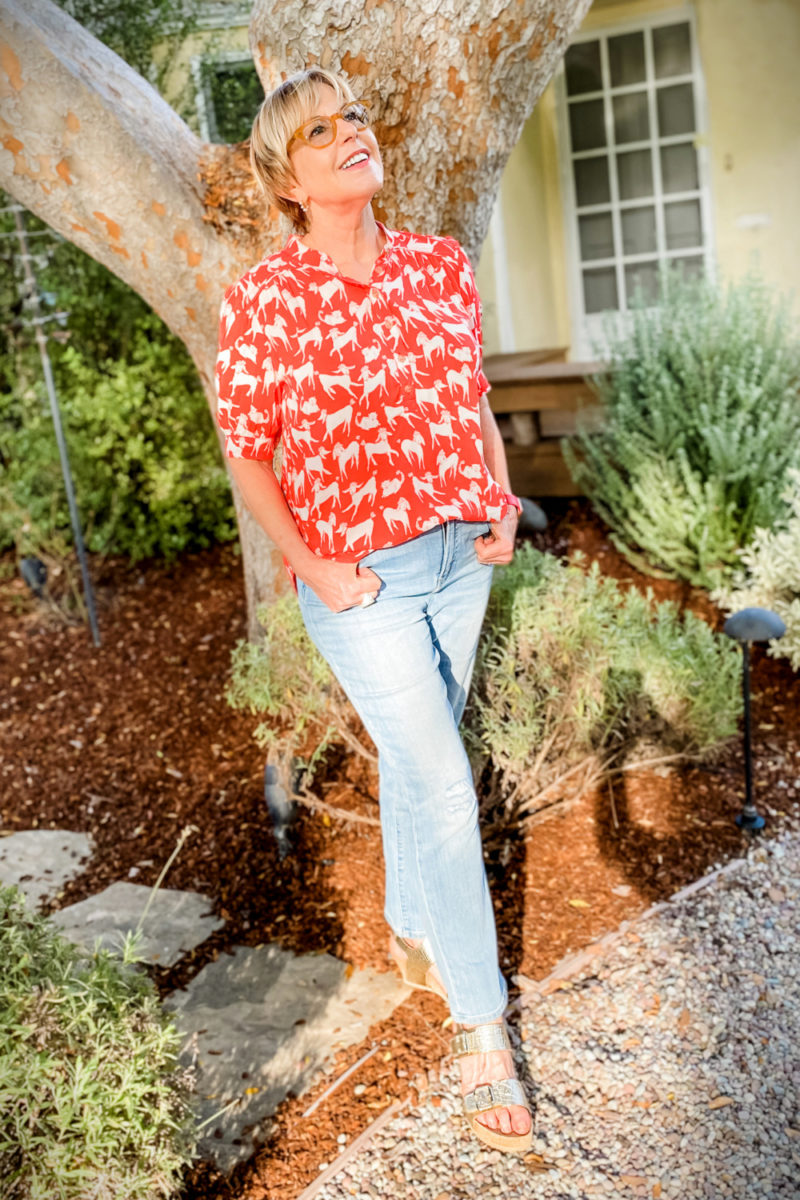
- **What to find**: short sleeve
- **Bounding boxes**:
[214,280,282,461]
[446,239,491,399]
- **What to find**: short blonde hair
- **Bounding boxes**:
[250,68,357,235]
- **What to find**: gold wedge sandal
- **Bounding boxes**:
[451,1021,533,1153]
[388,933,448,1002]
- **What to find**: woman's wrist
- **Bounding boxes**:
[503,491,522,517]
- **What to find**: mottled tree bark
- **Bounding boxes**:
[0,0,591,638]
[250,0,592,264]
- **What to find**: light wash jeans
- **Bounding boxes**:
[296,518,507,1025]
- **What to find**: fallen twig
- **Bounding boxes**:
[301,1044,379,1118]
[291,787,381,828]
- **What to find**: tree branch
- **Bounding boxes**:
[0,0,274,380]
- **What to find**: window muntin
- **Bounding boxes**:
[563,16,707,319]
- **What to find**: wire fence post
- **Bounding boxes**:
[12,205,101,646]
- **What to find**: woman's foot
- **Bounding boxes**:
[388,933,448,1001]
[456,1019,532,1138]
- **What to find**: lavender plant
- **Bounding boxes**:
[713,469,800,670]
[564,264,800,589]
[0,886,197,1199]
[463,545,741,822]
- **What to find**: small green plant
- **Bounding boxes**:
[713,469,800,670]
[564,264,800,589]
[463,545,741,822]
[226,594,376,794]
[0,885,197,1199]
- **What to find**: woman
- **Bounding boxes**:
[215,66,532,1153]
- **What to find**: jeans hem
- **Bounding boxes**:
[385,914,428,940]
[449,987,509,1027]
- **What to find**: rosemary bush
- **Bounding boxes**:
[564,264,800,589]
[463,545,741,821]
[0,886,197,1199]
[713,469,800,670]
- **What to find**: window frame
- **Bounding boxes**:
[192,51,258,143]
[553,4,717,358]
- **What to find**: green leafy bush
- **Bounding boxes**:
[713,469,800,670]
[0,309,236,563]
[462,545,741,821]
[0,885,197,1199]
[564,264,800,589]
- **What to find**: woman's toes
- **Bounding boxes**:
[511,1105,532,1135]
[477,1105,530,1137]
[477,1110,501,1133]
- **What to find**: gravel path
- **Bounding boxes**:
[308,816,800,1200]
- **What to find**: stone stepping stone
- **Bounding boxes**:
[164,943,411,1173]
[50,881,224,967]
[0,829,93,907]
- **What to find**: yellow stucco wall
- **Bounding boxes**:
[476,0,800,357]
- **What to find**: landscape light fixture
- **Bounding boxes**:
[263,761,294,860]
[722,607,786,833]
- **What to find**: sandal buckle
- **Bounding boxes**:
[471,1084,495,1112]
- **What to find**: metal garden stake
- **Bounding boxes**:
[722,607,786,832]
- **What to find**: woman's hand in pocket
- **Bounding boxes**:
[300,559,382,612]
[474,510,518,565]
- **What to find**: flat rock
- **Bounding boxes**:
[0,829,93,907]
[165,943,411,1173]
[50,881,224,966]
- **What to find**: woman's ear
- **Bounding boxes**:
[277,171,305,208]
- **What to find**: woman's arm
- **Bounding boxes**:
[474,393,519,565]
[227,457,381,611]
[478,393,513,493]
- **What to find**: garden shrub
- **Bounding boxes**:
[713,469,800,670]
[564,264,800,589]
[0,310,236,564]
[1,190,237,568]
[0,885,197,1199]
[228,549,741,824]
[225,594,376,791]
[462,544,741,821]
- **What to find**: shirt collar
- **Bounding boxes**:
[283,220,397,281]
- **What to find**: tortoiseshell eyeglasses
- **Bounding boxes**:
[287,101,371,150]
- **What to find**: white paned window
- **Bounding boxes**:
[556,8,713,357]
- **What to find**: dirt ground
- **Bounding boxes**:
[2,500,798,1200]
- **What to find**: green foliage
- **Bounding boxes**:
[226,595,376,785]
[564,264,800,589]
[463,545,741,818]
[53,0,200,96]
[201,59,265,142]
[0,303,237,563]
[0,885,197,1199]
[713,469,800,670]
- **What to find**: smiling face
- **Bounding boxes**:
[282,84,384,222]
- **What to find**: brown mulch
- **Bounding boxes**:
[2,500,799,1200]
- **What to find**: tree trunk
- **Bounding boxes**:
[0,0,592,638]
[250,0,593,263]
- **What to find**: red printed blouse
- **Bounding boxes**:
[214,221,510,586]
